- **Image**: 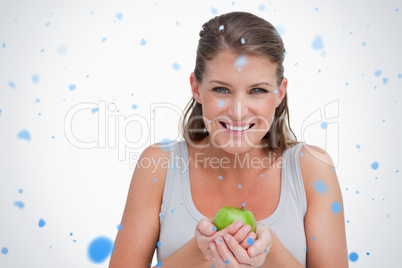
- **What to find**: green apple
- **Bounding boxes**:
[213,206,256,232]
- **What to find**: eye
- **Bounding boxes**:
[250,88,268,94]
[212,87,230,94]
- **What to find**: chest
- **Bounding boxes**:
[188,160,282,221]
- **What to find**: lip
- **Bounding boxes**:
[219,121,254,127]
[218,121,255,134]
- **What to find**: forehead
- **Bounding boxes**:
[203,50,277,84]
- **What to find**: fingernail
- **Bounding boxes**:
[210,244,216,251]
[249,247,256,256]
[236,222,243,228]
[224,235,230,242]
[212,258,216,262]
[212,226,217,232]
[215,238,222,244]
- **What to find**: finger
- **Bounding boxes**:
[247,223,274,258]
[210,242,226,267]
[232,224,252,245]
[239,232,257,250]
[223,234,251,265]
[214,236,239,266]
[225,232,268,267]
[196,218,217,236]
[216,220,244,236]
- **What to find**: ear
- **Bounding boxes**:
[190,72,202,104]
[275,77,288,108]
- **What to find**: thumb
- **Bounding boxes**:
[198,218,217,236]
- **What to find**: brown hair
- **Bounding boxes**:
[179,11,298,153]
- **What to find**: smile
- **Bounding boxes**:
[219,121,255,132]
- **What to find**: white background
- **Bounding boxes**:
[0,0,401,267]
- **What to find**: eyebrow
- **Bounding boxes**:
[209,80,272,87]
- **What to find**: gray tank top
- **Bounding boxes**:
[157,140,307,267]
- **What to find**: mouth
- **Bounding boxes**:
[219,121,255,132]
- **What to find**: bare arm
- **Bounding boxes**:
[300,145,348,267]
[109,145,168,267]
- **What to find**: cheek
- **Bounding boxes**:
[201,102,218,121]
[252,101,276,125]
[201,96,221,115]
[254,99,275,113]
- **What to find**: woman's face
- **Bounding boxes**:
[190,50,287,154]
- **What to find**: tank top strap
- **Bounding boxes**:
[159,140,189,225]
[283,142,307,216]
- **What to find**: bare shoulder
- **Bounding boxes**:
[299,143,335,168]
[134,142,172,194]
[139,142,171,169]
[298,144,339,204]
[140,142,171,160]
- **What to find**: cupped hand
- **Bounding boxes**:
[195,218,256,262]
[209,222,275,268]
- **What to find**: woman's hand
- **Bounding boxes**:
[209,222,275,268]
[195,218,256,262]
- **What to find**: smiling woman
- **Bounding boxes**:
[188,50,288,155]
[181,12,298,154]
[109,11,348,268]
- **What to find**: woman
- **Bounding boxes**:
[110,11,348,267]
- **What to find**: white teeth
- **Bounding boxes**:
[223,123,252,131]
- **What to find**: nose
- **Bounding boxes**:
[227,97,249,120]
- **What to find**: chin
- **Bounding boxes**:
[221,145,250,155]
[212,135,263,155]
